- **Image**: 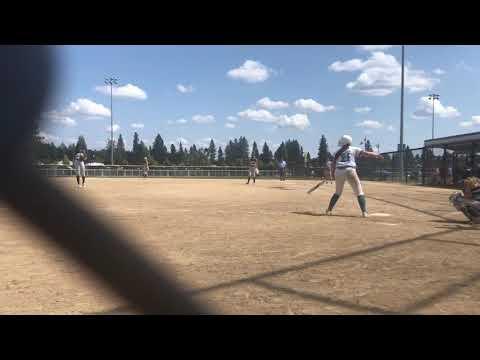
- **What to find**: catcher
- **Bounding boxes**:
[449,168,480,225]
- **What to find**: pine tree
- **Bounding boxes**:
[116,134,126,164]
[259,141,272,167]
[318,135,329,167]
[238,137,249,165]
[152,134,168,164]
[274,142,287,162]
[105,139,114,164]
[251,141,260,160]
[132,131,140,154]
[217,146,225,165]
[178,142,185,164]
[75,135,88,154]
[208,139,216,164]
[169,144,177,164]
[139,141,149,160]
[287,140,303,165]
[224,140,233,165]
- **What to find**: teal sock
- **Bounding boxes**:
[358,195,367,213]
[328,194,340,211]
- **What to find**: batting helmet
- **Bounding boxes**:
[338,135,353,147]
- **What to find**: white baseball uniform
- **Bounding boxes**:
[74,153,86,177]
[249,159,257,177]
[334,146,364,196]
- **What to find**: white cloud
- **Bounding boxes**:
[227,116,238,122]
[294,98,335,112]
[460,121,473,128]
[276,114,310,130]
[413,97,461,119]
[257,97,289,110]
[95,83,147,100]
[356,45,393,51]
[238,109,277,123]
[131,123,144,129]
[48,114,77,127]
[238,108,310,130]
[44,98,110,126]
[329,51,439,96]
[459,116,480,128]
[192,114,215,124]
[363,130,373,135]
[106,124,120,133]
[354,106,372,113]
[168,118,188,125]
[66,98,111,118]
[225,123,236,129]
[433,68,446,75]
[176,84,194,93]
[38,131,60,143]
[356,120,384,129]
[387,125,395,132]
[227,60,272,83]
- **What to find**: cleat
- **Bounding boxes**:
[326,210,332,216]
[362,212,369,218]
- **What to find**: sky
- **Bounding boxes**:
[40,45,480,155]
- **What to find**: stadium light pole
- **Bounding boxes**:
[428,93,440,139]
[105,77,118,165]
[399,45,405,183]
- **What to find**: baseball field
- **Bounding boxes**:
[1,177,479,314]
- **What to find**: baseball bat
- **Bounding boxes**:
[307,180,326,194]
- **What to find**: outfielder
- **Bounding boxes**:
[143,157,149,178]
[449,168,480,225]
[74,150,87,187]
[279,159,287,181]
[325,135,383,218]
[246,157,258,184]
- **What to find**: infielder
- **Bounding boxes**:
[326,135,383,218]
[449,168,480,225]
[279,159,287,181]
[143,157,149,178]
[247,157,258,184]
[74,150,87,187]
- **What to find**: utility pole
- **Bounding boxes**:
[399,45,405,183]
[105,77,118,165]
[428,93,440,139]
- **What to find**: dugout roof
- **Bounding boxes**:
[424,131,480,152]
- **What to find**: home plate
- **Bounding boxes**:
[369,213,392,217]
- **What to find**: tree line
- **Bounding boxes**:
[33,129,377,169]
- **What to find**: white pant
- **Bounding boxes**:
[334,167,364,196]
[76,162,86,177]
[248,168,256,177]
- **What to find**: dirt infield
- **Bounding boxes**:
[1,177,479,314]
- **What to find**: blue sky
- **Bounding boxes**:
[41,45,480,155]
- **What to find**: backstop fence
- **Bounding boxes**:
[36,164,326,179]
[357,145,477,187]
[37,146,478,187]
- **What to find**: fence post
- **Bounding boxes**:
[422,147,426,186]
